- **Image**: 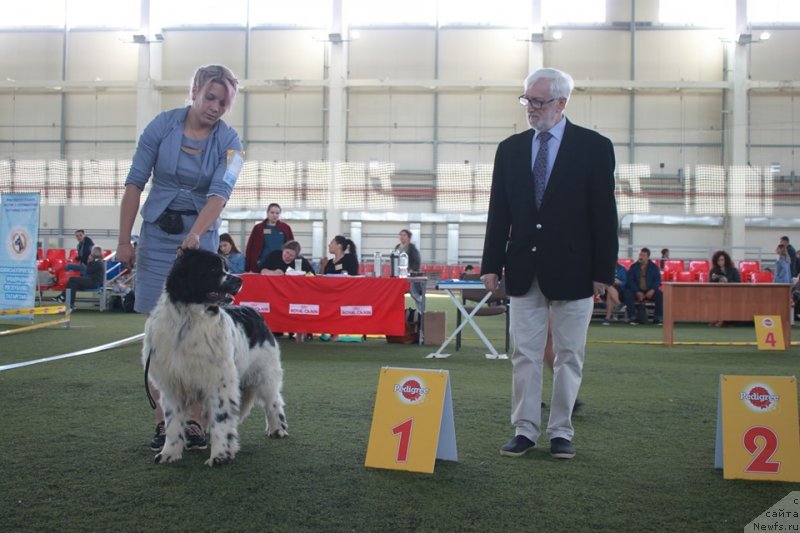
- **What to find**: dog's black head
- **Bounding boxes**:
[165,248,243,306]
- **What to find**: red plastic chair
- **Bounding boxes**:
[68,249,79,261]
[37,259,51,271]
[663,260,686,274]
[674,271,694,282]
[37,248,43,260]
[49,258,67,274]
[738,261,761,279]
[618,259,634,270]
[45,248,66,261]
[749,271,774,283]
[696,271,709,282]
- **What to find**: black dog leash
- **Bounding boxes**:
[144,348,157,409]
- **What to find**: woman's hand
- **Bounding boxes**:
[181,232,201,250]
[117,242,136,269]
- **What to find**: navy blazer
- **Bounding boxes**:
[480,119,619,300]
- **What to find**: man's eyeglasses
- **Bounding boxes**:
[518,95,558,109]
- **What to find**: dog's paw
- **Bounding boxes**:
[205,454,234,467]
[154,452,181,464]
[268,428,288,439]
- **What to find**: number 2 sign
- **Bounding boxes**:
[365,367,457,474]
[715,375,800,482]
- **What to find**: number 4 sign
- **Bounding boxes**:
[753,315,786,350]
[715,375,800,482]
[365,367,457,474]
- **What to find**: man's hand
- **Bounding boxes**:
[593,281,606,298]
[635,291,645,302]
[117,242,135,269]
[645,289,655,299]
[481,273,498,291]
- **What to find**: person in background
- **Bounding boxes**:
[659,248,670,269]
[261,240,314,275]
[708,250,741,327]
[52,246,105,308]
[460,264,475,279]
[480,68,618,461]
[65,229,95,274]
[774,243,792,284]
[117,64,242,454]
[245,203,294,272]
[709,250,741,284]
[779,236,797,277]
[623,247,663,325]
[394,229,421,273]
[320,235,359,276]
[601,262,627,326]
[218,233,245,274]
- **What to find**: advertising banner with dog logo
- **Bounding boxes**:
[365,367,457,474]
[0,193,40,313]
[714,375,800,482]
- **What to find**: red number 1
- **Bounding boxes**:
[764,332,776,347]
[392,418,414,463]
[743,426,780,473]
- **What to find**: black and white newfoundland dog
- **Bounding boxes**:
[143,248,288,466]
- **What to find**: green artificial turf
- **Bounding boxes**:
[1,298,797,532]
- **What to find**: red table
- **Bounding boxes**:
[234,274,409,336]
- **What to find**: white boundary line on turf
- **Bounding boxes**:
[0,333,145,372]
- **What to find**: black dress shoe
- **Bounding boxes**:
[550,437,576,459]
[499,435,535,457]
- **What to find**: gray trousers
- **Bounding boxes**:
[509,278,593,443]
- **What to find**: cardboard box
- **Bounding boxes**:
[423,311,447,346]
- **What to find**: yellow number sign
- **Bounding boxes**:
[754,315,785,350]
[365,367,457,474]
[715,375,800,482]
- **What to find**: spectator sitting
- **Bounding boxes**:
[460,264,475,280]
[65,229,95,275]
[774,244,792,284]
[320,235,359,276]
[709,250,741,284]
[218,232,245,274]
[602,262,627,326]
[623,247,663,325]
[260,240,315,275]
[709,250,741,326]
[245,203,294,272]
[52,246,105,308]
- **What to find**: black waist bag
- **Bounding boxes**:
[156,211,184,235]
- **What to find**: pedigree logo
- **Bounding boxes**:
[740,383,780,412]
[340,305,373,316]
[289,303,320,316]
[394,377,430,405]
[242,301,270,313]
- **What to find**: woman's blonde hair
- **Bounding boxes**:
[190,64,239,105]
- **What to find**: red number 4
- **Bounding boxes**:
[764,332,776,347]
[392,418,414,463]
[743,426,780,473]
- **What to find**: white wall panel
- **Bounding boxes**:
[349,29,435,78]
[246,93,324,142]
[248,29,325,79]
[0,32,64,80]
[438,29,528,80]
[546,30,630,80]
[635,30,724,81]
[348,92,434,142]
[67,32,139,80]
[161,30,247,83]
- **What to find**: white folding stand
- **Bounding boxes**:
[426,280,508,360]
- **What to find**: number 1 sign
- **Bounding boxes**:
[715,375,800,482]
[365,367,457,474]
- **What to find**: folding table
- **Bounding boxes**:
[426,280,508,360]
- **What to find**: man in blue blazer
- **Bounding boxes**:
[481,68,618,460]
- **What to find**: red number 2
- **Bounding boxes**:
[743,426,780,473]
[392,418,414,463]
